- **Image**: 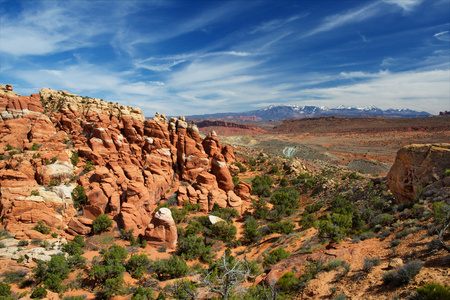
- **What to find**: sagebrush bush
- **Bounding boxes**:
[382,260,423,286]
[362,257,381,273]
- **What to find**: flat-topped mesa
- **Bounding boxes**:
[39,88,145,122]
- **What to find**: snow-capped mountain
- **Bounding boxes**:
[186,105,431,121]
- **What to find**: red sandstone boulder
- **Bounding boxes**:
[234,181,252,200]
[68,217,92,235]
[387,143,450,202]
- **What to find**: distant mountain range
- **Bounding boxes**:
[186,105,431,121]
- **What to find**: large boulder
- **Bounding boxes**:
[387,143,450,202]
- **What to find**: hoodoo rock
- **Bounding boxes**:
[387,143,450,202]
[145,207,177,248]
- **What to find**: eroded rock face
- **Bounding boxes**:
[387,143,450,202]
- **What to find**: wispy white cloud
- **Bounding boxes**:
[306,2,381,36]
[0,2,117,56]
[250,13,309,34]
[434,31,450,42]
[340,70,389,79]
[381,57,396,66]
[382,0,423,11]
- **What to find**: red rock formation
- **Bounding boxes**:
[387,143,450,202]
[0,86,241,247]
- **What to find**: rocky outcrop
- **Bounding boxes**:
[387,143,450,202]
[39,88,145,122]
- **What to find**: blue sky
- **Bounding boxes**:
[1,0,449,116]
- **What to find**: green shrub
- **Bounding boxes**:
[18,239,29,247]
[44,273,64,292]
[299,213,318,229]
[304,202,323,214]
[30,143,40,151]
[93,214,113,234]
[390,239,402,247]
[270,187,300,218]
[132,286,155,300]
[83,161,95,173]
[263,247,291,267]
[276,272,300,294]
[242,217,261,244]
[432,202,450,223]
[177,235,213,262]
[32,221,51,234]
[414,282,450,300]
[279,177,289,187]
[183,221,204,237]
[33,255,69,292]
[251,175,273,197]
[30,287,47,299]
[382,260,423,286]
[233,162,247,173]
[251,198,270,220]
[73,235,86,248]
[318,213,352,242]
[333,293,347,300]
[372,213,394,227]
[182,200,201,212]
[330,195,355,215]
[0,282,11,297]
[169,207,188,224]
[268,221,295,234]
[67,254,87,269]
[102,276,124,299]
[208,221,237,242]
[71,185,87,209]
[211,204,239,222]
[268,164,279,175]
[232,176,240,186]
[70,152,79,166]
[126,254,152,279]
[3,270,28,284]
[62,241,83,256]
[325,259,348,271]
[100,245,128,261]
[153,256,189,280]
